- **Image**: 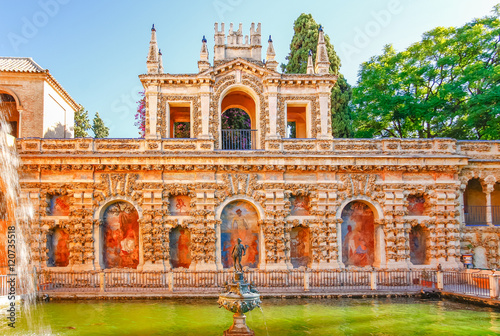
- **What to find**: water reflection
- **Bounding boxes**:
[3,298,500,335]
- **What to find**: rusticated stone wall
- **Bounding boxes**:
[17,138,500,272]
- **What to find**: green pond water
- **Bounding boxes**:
[2,297,500,335]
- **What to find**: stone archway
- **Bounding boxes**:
[101,201,140,269]
[340,201,376,267]
[219,85,260,150]
[220,200,260,269]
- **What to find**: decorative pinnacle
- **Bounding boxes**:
[268,35,272,43]
[152,24,155,31]
[202,35,207,43]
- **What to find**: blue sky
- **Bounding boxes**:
[0,0,498,138]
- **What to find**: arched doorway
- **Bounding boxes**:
[101,202,140,269]
[0,93,19,137]
[220,89,258,150]
[341,201,375,267]
[220,200,259,269]
[464,178,487,225]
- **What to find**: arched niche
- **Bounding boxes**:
[407,194,428,216]
[101,201,140,269]
[220,200,260,269]
[47,227,70,267]
[409,225,429,265]
[169,226,191,269]
[340,200,377,267]
[290,226,311,268]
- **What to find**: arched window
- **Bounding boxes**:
[0,93,19,137]
[464,178,487,225]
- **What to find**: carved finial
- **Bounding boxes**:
[266,34,278,71]
[315,24,330,75]
[199,34,210,72]
[307,49,314,74]
[147,24,159,74]
[158,49,164,73]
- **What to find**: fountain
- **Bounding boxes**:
[218,238,261,335]
[0,96,38,329]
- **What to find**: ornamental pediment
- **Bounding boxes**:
[210,58,274,80]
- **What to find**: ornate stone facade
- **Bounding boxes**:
[15,22,500,272]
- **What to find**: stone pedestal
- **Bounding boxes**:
[223,313,255,336]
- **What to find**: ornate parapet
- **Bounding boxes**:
[458,141,500,160]
[16,138,497,160]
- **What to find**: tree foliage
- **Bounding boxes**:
[221,108,251,129]
[282,13,353,138]
[74,107,91,137]
[135,91,146,137]
[352,7,500,139]
[92,112,109,138]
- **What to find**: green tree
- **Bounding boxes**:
[74,107,91,137]
[282,13,353,138]
[92,112,109,138]
[352,6,500,139]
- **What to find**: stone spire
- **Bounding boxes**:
[158,49,164,73]
[307,49,315,74]
[198,35,210,72]
[315,25,330,75]
[147,24,160,74]
[265,35,279,71]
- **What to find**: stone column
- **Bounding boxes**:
[486,185,494,226]
[265,84,280,140]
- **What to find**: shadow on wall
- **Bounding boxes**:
[44,122,73,139]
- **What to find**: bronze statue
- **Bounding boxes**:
[232,238,248,272]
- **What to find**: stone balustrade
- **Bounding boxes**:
[16,137,500,158]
